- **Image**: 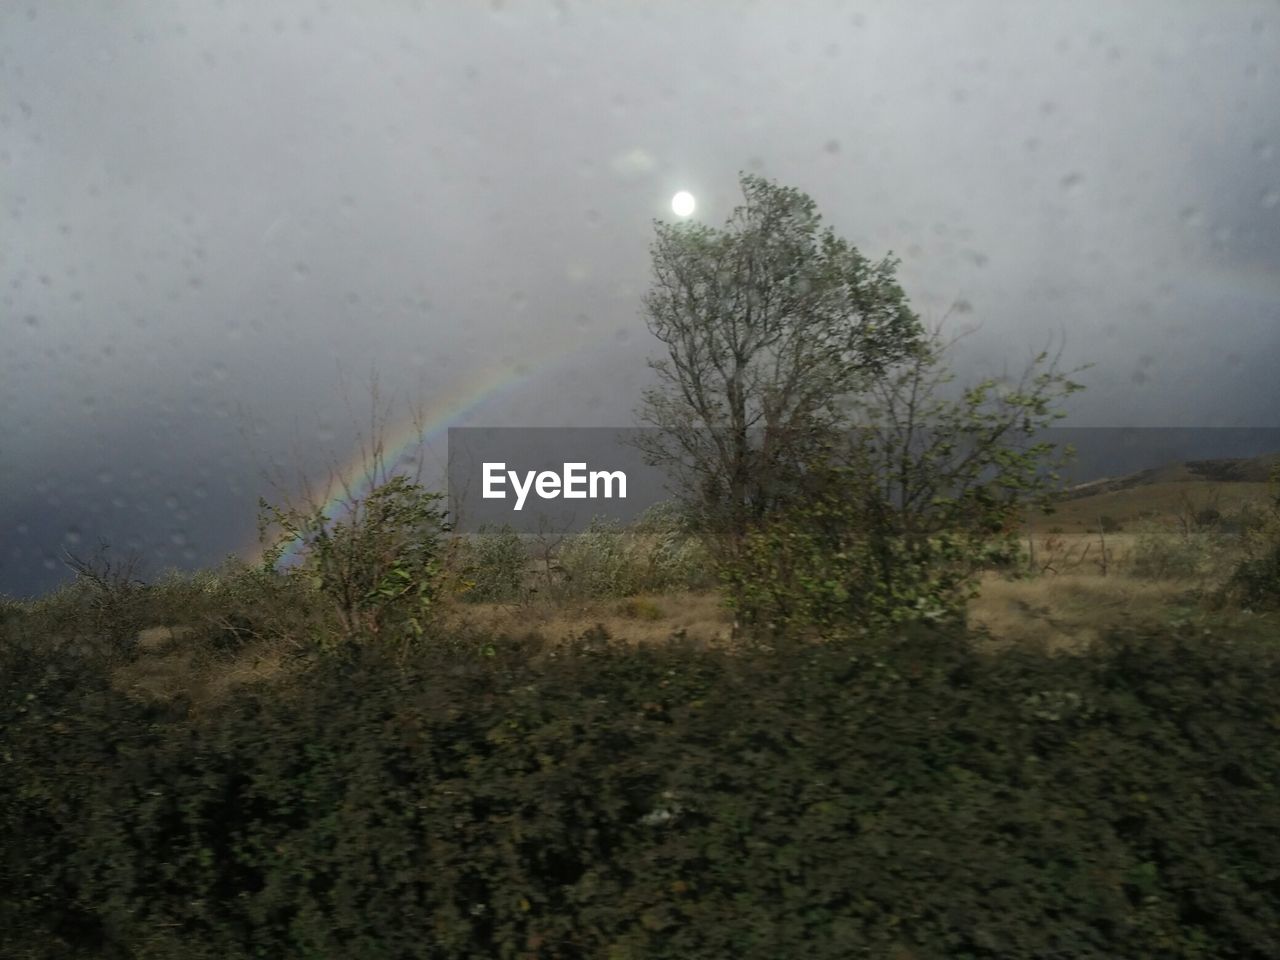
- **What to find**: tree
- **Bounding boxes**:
[634,173,925,551]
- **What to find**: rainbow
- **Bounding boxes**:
[245,338,609,569]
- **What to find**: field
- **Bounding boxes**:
[4,462,1279,957]
[96,473,1276,708]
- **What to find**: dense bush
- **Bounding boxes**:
[4,621,1280,958]
[1220,468,1280,611]
[1128,526,1231,582]
[259,475,452,651]
[456,525,531,604]
[554,514,713,600]
[722,463,1024,636]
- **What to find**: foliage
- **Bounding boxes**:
[1129,526,1230,582]
[1221,465,1280,610]
[457,525,531,603]
[725,331,1084,634]
[258,474,451,651]
[556,515,714,600]
[56,540,151,655]
[635,172,925,542]
[4,622,1280,958]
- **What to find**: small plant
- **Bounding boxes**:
[259,475,451,652]
[618,597,664,621]
[1220,466,1280,610]
[458,525,530,603]
[59,540,150,653]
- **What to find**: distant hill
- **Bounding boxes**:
[1060,452,1280,501]
[1029,452,1279,533]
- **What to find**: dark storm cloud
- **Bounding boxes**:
[2,0,1278,596]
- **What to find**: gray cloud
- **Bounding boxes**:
[3,0,1278,595]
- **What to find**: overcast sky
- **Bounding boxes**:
[3,0,1278,596]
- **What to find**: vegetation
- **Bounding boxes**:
[1220,465,1280,611]
[634,173,925,547]
[3,173,1278,957]
[4,620,1280,959]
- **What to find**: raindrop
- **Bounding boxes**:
[170,531,187,547]
[64,528,82,546]
[294,261,310,278]
[615,328,631,345]
[23,314,37,327]
[1060,172,1084,193]
[823,139,841,155]
[1262,188,1279,209]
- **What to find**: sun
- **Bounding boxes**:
[671,191,696,217]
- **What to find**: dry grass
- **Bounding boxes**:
[113,631,293,712]
[1031,481,1272,534]
[967,571,1196,654]
[441,591,736,650]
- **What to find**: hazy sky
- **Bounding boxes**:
[3,0,1279,596]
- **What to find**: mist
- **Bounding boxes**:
[3,0,1278,597]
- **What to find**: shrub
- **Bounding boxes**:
[723,462,1022,636]
[555,513,713,600]
[457,525,530,603]
[1220,467,1280,610]
[4,623,1280,958]
[258,474,451,651]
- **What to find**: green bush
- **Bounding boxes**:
[723,464,1024,636]
[259,475,451,652]
[457,525,531,604]
[1220,468,1280,610]
[555,513,713,600]
[5,621,1280,958]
